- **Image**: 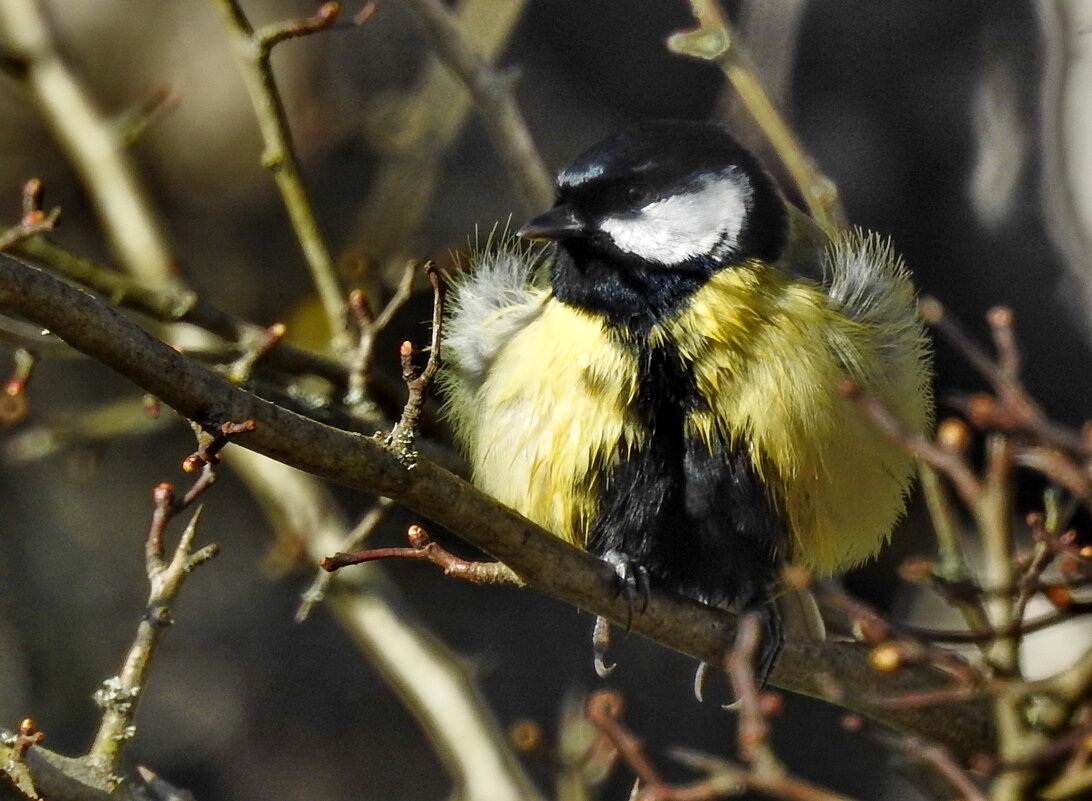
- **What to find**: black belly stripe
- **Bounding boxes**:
[586,341,787,606]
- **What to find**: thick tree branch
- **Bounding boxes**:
[0,254,993,759]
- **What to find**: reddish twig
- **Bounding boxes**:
[857,683,989,710]
[9,718,44,762]
[0,347,34,426]
[585,690,671,797]
[819,586,982,685]
[726,612,779,773]
[0,718,45,797]
[254,1,376,49]
[1013,514,1057,623]
[586,687,858,801]
[321,523,522,585]
[182,418,257,472]
[921,299,1090,457]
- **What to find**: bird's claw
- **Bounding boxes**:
[751,600,784,690]
[693,599,784,704]
[592,614,616,678]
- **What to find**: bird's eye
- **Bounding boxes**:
[625,183,652,206]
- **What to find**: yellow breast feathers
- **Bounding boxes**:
[656,243,931,574]
[453,295,643,545]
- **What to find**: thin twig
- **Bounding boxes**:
[322,522,522,585]
[0,718,45,797]
[1013,514,1056,624]
[0,0,176,282]
[354,0,538,269]
[898,604,1092,644]
[11,234,351,388]
[183,419,257,472]
[396,0,552,212]
[226,322,286,384]
[851,721,988,801]
[86,472,220,778]
[345,260,417,409]
[726,612,784,779]
[0,180,61,251]
[668,748,860,801]
[208,0,370,355]
[296,496,394,621]
[585,691,670,797]
[112,85,177,148]
[667,0,847,232]
[386,263,444,465]
[921,299,1089,457]
[586,687,858,801]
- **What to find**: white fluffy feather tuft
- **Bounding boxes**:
[443,240,547,385]
[822,228,933,433]
[824,230,923,356]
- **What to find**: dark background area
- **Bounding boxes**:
[1,1,1089,799]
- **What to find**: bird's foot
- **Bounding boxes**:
[590,550,651,678]
[600,549,651,629]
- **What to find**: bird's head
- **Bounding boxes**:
[518,120,789,324]
[520,120,787,270]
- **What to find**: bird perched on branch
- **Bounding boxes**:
[440,119,932,683]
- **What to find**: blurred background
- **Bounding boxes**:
[1,1,1090,799]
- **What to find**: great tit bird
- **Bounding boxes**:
[440,119,933,681]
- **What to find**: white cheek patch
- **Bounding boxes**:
[599,174,751,266]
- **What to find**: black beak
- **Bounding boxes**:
[516,204,588,241]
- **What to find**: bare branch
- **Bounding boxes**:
[668,0,846,231]
[0,254,996,758]
[322,522,522,585]
[11,235,351,388]
[0,0,176,282]
[385,263,445,465]
[87,471,220,778]
[396,0,553,212]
